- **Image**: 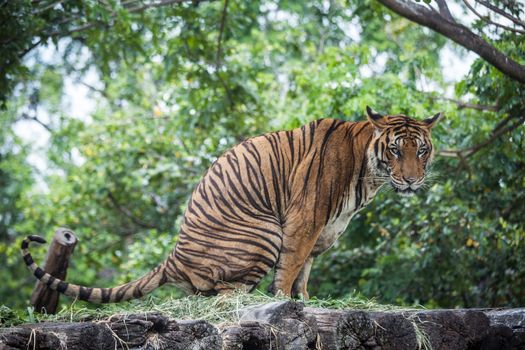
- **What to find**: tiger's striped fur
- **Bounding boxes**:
[22,107,442,302]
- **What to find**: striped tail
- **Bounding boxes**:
[21,235,168,303]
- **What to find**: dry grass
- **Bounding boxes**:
[1,290,420,326]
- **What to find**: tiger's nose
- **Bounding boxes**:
[404,176,417,184]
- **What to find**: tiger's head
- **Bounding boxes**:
[366,106,443,197]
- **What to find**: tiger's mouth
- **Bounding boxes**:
[389,175,423,197]
[391,182,418,197]
[394,187,416,197]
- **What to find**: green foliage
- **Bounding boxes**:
[0,0,523,311]
[0,111,33,307]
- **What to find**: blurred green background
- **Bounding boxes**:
[1,0,523,310]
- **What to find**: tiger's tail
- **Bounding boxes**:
[21,235,168,303]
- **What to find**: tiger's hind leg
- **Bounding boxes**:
[269,204,323,297]
[270,234,320,296]
[173,214,283,296]
[268,257,314,299]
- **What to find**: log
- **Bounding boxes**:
[2,303,525,349]
[484,308,525,349]
[304,308,363,349]
[485,308,525,329]
[0,313,221,350]
[222,301,318,350]
[304,307,509,350]
[30,228,78,314]
[221,320,275,350]
[304,307,413,349]
[406,310,490,350]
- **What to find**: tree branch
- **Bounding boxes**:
[463,0,525,34]
[215,0,229,69]
[17,113,53,132]
[377,0,525,84]
[213,0,233,110]
[426,95,499,112]
[14,39,44,65]
[476,0,525,29]
[439,114,525,158]
[78,80,109,99]
[435,0,455,22]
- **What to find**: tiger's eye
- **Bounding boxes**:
[418,147,428,156]
[390,146,399,156]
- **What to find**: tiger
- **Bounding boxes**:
[21,106,442,303]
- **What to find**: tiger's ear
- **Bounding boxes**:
[423,112,444,129]
[366,106,387,130]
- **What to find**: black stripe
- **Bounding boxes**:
[355,134,373,208]
[57,281,68,293]
[46,276,56,286]
[307,121,316,153]
[34,267,45,279]
[301,149,318,197]
[114,284,133,302]
[101,288,112,303]
[268,156,282,221]
[28,235,46,244]
[300,125,306,158]
[287,130,294,164]
[78,286,93,301]
[325,182,334,225]
[23,254,34,266]
[133,286,144,298]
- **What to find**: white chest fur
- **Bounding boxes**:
[313,203,356,255]
[313,183,382,256]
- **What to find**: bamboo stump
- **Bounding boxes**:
[30,228,78,314]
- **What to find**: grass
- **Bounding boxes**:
[0,290,421,327]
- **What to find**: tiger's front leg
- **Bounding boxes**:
[291,256,314,299]
[270,210,323,297]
